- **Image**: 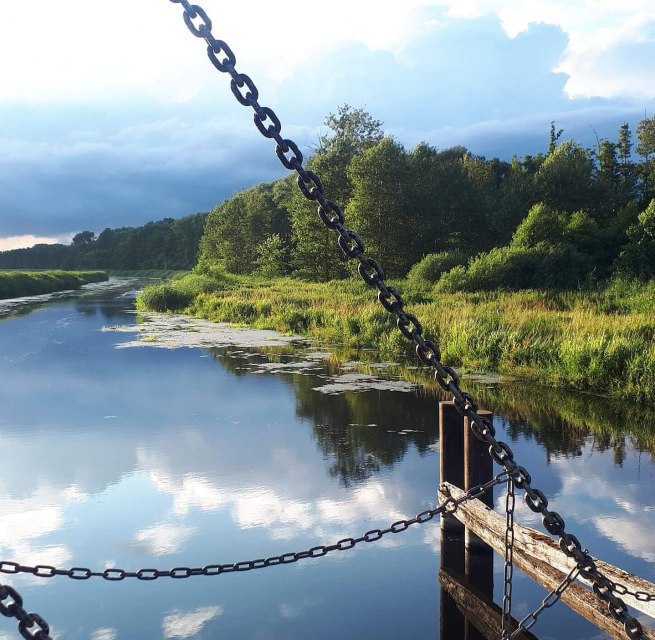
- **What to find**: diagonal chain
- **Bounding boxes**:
[0,582,52,640]
[164,2,649,637]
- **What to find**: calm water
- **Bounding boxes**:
[0,280,654,640]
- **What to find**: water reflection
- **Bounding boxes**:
[0,285,654,639]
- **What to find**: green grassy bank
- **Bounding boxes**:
[137,269,655,402]
[0,270,108,300]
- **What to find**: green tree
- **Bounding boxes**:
[347,137,415,276]
[288,106,384,281]
[72,231,96,246]
[636,117,655,159]
[617,199,655,277]
[200,183,290,274]
[255,233,290,277]
[534,140,594,214]
[511,203,566,249]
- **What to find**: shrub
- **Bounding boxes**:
[436,244,590,292]
[407,251,469,285]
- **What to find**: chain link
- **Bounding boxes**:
[611,582,655,602]
[0,582,52,640]
[144,3,654,637]
[501,477,516,639]
[508,565,582,639]
[1,475,507,583]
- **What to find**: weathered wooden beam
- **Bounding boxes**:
[439,566,539,640]
[439,483,655,639]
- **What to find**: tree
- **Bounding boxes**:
[255,234,290,277]
[548,121,564,155]
[511,203,566,249]
[72,230,96,246]
[636,117,655,159]
[534,140,594,214]
[618,123,632,165]
[347,137,414,276]
[200,183,290,274]
[287,106,384,281]
[320,104,384,155]
[617,199,655,277]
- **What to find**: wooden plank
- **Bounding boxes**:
[439,566,539,640]
[439,483,655,639]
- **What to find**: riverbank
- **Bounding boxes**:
[0,270,108,300]
[137,270,655,402]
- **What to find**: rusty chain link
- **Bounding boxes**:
[0,473,506,583]
[164,2,648,636]
[0,583,52,640]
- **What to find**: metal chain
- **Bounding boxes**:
[611,582,655,602]
[0,582,52,640]
[508,564,582,639]
[166,3,642,637]
[501,477,516,639]
[0,474,507,582]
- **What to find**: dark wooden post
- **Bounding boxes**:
[464,410,495,640]
[439,400,466,639]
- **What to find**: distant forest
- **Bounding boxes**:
[3,105,655,288]
[0,214,207,271]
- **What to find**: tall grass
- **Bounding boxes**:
[0,270,108,300]
[138,270,655,402]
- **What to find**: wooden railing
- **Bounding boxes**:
[437,401,655,640]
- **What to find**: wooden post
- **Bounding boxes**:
[439,400,466,639]
[439,482,655,639]
[464,410,495,640]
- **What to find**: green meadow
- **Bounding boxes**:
[0,270,108,300]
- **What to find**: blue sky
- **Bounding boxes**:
[1,0,654,250]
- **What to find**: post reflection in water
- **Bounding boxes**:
[0,281,653,640]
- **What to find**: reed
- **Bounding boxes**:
[0,270,108,300]
[138,271,655,402]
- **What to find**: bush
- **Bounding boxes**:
[137,265,236,312]
[511,203,566,249]
[436,244,590,292]
[407,251,468,285]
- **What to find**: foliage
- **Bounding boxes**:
[140,272,655,401]
[255,234,290,278]
[136,265,236,312]
[0,270,108,300]
[616,199,655,277]
[199,183,290,274]
[0,214,207,271]
[7,106,655,288]
[407,251,469,288]
[435,243,591,292]
[510,203,566,248]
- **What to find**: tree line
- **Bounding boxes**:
[4,105,655,289]
[199,106,655,290]
[0,214,207,271]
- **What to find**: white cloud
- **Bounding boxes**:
[162,606,223,639]
[91,629,118,640]
[0,235,68,251]
[131,523,197,556]
[0,0,438,103]
[434,0,655,99]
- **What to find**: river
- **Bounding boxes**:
[0,279,653,640]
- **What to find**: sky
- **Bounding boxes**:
[1,0,654,250]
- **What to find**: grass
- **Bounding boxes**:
[0,270,108,300]
[137,269,655,403]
